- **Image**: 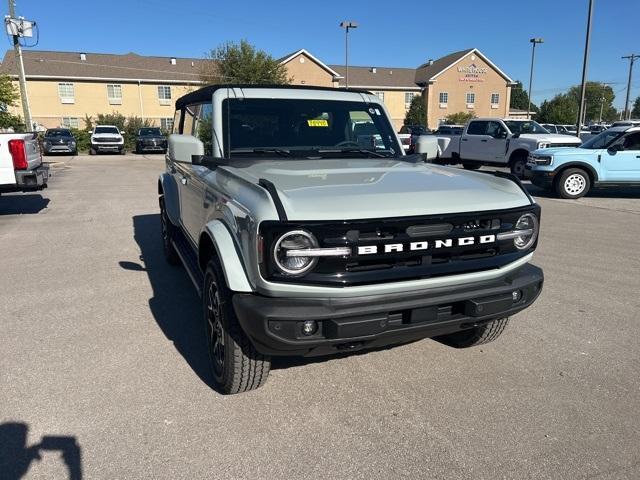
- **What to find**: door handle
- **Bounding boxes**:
[462,138,468,142]
[181,176,187,185]
[481,139,488,142]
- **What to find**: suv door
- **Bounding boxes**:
[601,131,640,182]
[483,121,509,162]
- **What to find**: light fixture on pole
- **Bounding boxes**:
[339,21,358,88]
[527,38,543,120]
[622,54,639,120]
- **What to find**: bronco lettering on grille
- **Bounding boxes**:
[357,235,496,255]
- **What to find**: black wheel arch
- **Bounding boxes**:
[554,162,599,184]
[509,149,529,163]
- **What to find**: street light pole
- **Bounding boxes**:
[527,38,544,120]
[622,54,639,120]
[576,0,594,137]
[339,21,358,88]
[7,0,33,131]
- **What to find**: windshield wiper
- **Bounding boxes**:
[316,148,390,158]
[231,148,292,157]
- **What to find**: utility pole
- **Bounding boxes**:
[7,0,33,131]
[622,54,639,120]
[576,0,594,137]
[339,21,358,88]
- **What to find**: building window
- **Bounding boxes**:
[439,92,448,108]
[466,92,475,108]
[373,91,385,102]
[491,93,500,109]
[58,83,75,104]
[405,92,416,109]
[160,117,174,133]
[61,117,79,129]
[107,84,122,105]
[158,85,172,105]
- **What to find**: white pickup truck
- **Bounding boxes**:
[0,132,48,195]
[436,118,582,177]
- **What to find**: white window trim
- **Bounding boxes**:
[107,84,122,105]
[466,93,475,108]
[58,82,75,104]
[158,85,172,106]
[439,92,448,108]
[491,93,500,109]
[61,117,79,129]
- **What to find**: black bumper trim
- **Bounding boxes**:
[232,263,543,356]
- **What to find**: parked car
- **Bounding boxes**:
[541,124,578,136]
[588,125,608,134]
[0,132,48,195]
[158,84,544,394]
[610,120,640,128]
[436,118,582,177]
[135,127,167,154]
[398,124,429,153]
[42,128,77,155]
[90,125,125,155]
[526,125,640,198]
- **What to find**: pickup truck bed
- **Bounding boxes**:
[0,132,48,194]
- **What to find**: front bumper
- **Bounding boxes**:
[44,144,75,154]
[233,263,543,357]
[92,143,123,151]
[525,165,555,189]
[1,165,49,193]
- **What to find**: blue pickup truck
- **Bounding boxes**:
[526,126,640,198]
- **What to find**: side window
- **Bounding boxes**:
[182,104,198,136]
[172,109,181,134]
[194,103,213,155]
[486,121,505,138]
[621,132,640,151]
[466,121,487,135]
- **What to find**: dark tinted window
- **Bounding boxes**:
[621,132,640,150]
[222,98,400,157]
[466,121,487,135]
[45,129,71,137]
[138,128,162,136]
[485,121,505,137]
[94,126,119,134]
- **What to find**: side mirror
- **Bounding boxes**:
[494,131,508,139]
[512,133,520,139]
[415,135,439,161]
[168,134,204,163]
[607,144,623,154]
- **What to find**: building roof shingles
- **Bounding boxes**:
[414,49,474,85]
[0,50,209,83]
[330,65,419,89]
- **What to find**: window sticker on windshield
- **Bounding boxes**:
[307,119,329,127]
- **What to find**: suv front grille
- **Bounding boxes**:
[260,205,540,287]
[94,137,120,143]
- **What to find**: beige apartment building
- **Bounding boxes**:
[0,47,513,132]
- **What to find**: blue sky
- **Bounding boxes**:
[9,0,640,109]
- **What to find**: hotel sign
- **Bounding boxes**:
[458,63,487,83]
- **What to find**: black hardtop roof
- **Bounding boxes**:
[175,84,373,110]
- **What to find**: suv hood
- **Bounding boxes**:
[519,133,581,144]
[220,159,531,221]
[536,146,591,156]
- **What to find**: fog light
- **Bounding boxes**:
[302,320,318,336]
[512,290,522,302]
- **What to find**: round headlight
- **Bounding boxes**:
[514,213,539,250]
[273,230,318,276]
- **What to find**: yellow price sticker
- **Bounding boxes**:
[307,119,329,127]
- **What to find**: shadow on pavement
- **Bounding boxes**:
[0,422,82,480]
[125,214,215,390]
[0,194,49,215]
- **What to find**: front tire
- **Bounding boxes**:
[159,197,180,265]
[462,162,481,170]
[509,153,527,178]
[203,258,271,394]
[89,148,96,155]
[555,168,590,199]
[435,317,510,348]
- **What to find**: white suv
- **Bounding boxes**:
[90,125,125,155]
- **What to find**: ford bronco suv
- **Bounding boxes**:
[159,85,544,394]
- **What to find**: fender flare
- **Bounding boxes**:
[200,220,253,293]
[553,161,599,182]
[509,149,529,163]
[158,173,180,225]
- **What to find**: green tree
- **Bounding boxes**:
[0,74,24,131]
[631,96,640,118]
[444,111,476,125]
[96,113,126,131]
[403,94,425,126]
[566,82,617,123]
[510,80,538,112]
[200,40,290,85]
[537,94,578,124]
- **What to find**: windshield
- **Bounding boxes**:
[45,129,71,137]
[94,126,119,134]
[504,120,549,135]
[138,128,162,136]
[222,98,401,158]
[580,130,624,149]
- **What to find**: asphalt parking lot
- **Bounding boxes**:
[1,154,639,480]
